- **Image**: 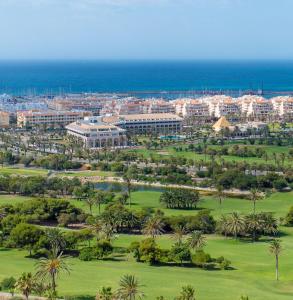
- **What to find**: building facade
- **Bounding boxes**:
[66,117,127,149]
[103,113,183,134]
[17,110,92,128]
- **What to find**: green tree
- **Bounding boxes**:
[36,247,70,296]
[96,286,114,300]
[187,231,206,251]
[269,239,282,281]
[176,285,196,300]
[116,274,144,300]
[15,272,35,300]
[226,212,245,239]
[0,276,16,296]
[9,223,43,256]
[142,216,164,239]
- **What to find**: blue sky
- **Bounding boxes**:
[0,0,292,60]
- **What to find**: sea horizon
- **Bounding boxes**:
[1,59,293,96]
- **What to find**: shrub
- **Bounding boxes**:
[192,250,212,267]
[79,247,94,261]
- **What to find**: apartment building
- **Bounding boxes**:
[0,111,10,128]
[66,117,127,149]
[271,96,293,117]
[17,110,92,128]
[181,100,210,117]
[103,113,183,134]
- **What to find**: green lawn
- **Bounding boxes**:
[1,229,293,299]
[57,170,116,178]
[1,191,293,299]
[127,144,292,166]
[0,166,48,176]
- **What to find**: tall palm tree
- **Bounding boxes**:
[36,247,70,296]
[15,272,35,300]
[226,212,245,239]
[215,185,225,206]
[123,175,132,208]
[116,275,144,300]
[171,224,187,245]
[142,216,164,239]
[269,239,282,281]
[249,188,262,214]
[187,231,206,251]
[45,228,66,251]
[245,214,262,242]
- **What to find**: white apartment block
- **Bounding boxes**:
[271,96,293,117]
[181,100,210,117]
[17,110,92,128]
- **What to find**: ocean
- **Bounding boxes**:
[1,60,293,96]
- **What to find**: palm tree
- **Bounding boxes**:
[187,231,206,251]
[36,247,70,296]
[177,285,196,300]
[216,185,225,206]
[96,286,115,300]
[172,224,187,245]
[245,214,262,242]
[226,212,245,239]
[249,188,262,214]
[85,196,96,214]
[15,272,35,300]
[116,275,144,300]
[45,228,66,251]
[142,216,164,239]
[123,175,132,208]
[269,239,282,281]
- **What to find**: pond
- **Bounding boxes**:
[94,182,166,193]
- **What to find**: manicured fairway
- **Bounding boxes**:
[57,170,116,178]
[1,230,293,300]
[1,191,293,299]
[0,166,48,176]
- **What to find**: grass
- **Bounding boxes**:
[1,191,293,299]
[57,170,116,178]
[0,166,48,176]
[1,230,293,299]
[127,144,293,166]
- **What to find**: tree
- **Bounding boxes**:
[176,285,196,300]
[45,228,66,251]
[9,223,43,256]
[0,276,16,296]
[245,214,262,242]
[160,189,200,209]
[123,175,132,208]
[85,196,97,214]
[172,224,187,245]
[226,213,245,239]
[36,247,70,296]
[187,231,206,251]
[116,274,144,300]
[169,243,191,266]
[96,286,114,300]
[249,188,262,214]
[15,273,35,300]
[215,185,225,206]
[142,216,164,239]
[269,239,282,281]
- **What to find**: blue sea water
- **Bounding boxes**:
[1,60,293,96]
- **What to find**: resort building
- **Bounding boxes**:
[181,100,210,118]
[66,117,127,149]
[214,99,241,118]
[246,98,274,119]
[271,96,293,117]
[143,99,176,114]
[17,110,92,128]
[0,111,10,128]
[103,113,183,134]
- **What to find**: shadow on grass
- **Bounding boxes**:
[63,295,95,300]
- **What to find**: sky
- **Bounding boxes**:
[0,0,292,60]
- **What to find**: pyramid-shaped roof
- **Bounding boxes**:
[212,116,231,130]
